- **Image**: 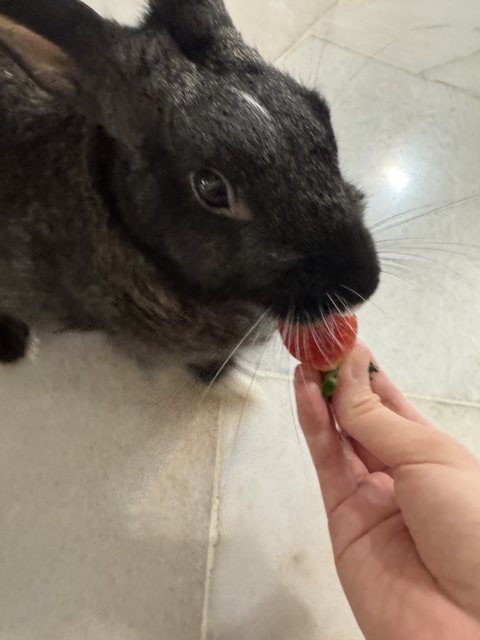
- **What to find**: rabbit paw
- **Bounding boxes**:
[0,315,31,363]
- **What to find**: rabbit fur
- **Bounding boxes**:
[0,0,379,378]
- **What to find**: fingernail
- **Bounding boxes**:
[343,344,372,382]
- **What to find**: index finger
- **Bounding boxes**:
[295,365,368,513]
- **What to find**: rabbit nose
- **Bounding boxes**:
[321,220,380,297]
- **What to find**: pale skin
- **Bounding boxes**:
[295,344,480,640]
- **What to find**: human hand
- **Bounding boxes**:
[295,344,480,640]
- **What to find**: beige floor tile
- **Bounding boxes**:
[312,0,480,78]
[413,397,480,456]
[377,26,480,75]
[0,334,219,640]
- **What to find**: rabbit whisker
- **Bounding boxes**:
[372,193,480,235]
[379,249,475,289]
[377,240,480,265]
[380,257,449,296]
[199,309,270,404]
[232,328,271,450]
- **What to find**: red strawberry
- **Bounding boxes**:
[280,314,358,372]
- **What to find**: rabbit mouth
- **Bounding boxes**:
[265,280,376,324]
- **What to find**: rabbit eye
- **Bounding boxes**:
[192,169,232,212]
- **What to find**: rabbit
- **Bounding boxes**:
[0,0,380,381]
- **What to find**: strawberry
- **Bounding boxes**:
[280,315,358,371]
[280,314,359,398]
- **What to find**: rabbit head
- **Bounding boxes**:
[0,0,380,326]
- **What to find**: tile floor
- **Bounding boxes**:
[1,1,480,639]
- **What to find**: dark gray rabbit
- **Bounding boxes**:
[0,0,379,379]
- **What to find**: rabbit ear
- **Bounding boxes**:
[147,0,241,63]
[0,0,110,76]
[0,15,81,101]
[0,0,151,147]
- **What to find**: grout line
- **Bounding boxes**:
[418,72,480,101]
[294,33,480,104]
[274,30,310,65]
[200,401,224,640]
[406,393,480,409]
[420,47,480,75]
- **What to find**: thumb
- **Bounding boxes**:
[332,345,473,470]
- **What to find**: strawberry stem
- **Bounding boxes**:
[322,363,379,399]
[322,371,338,399]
